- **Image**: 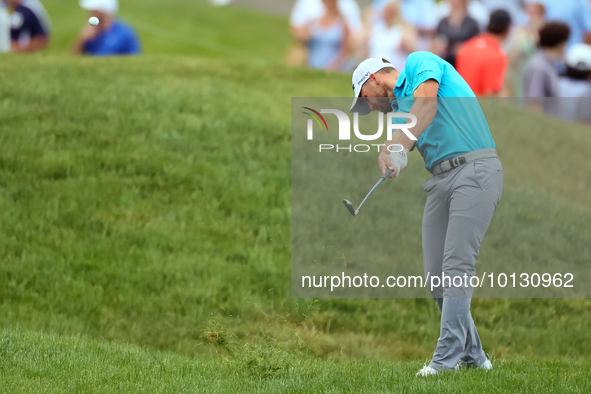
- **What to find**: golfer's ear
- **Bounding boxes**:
[368,73,378,85]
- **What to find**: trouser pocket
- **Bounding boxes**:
[473,158,503,205]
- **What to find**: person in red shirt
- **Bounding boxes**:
[456,9,512,97]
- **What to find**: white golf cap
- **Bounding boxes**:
[350,58,394,115]
[79,0,118,14]
[565,43,591,71]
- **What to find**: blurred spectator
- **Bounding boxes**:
[479,0,528,26]
[558,43,591,121]
[7,0,51,53]
[538,0,591,49]
[292,0,351,70]
[438,0,490,31]
[366,1,418,70]
[371,0,438,51]
[289,0,360,66]
[435,0,480,67]
[523,22,570,113]
[72,0,141,56]
[456,9,512,96]
[371,0,439,30]
[290,0,362,36]
[506,1,545,97]
[0,1,9,53]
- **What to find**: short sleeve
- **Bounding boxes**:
[406,52,444,93]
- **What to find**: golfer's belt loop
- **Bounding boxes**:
[431,149,498,176]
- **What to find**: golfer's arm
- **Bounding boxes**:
[383,80,439,151]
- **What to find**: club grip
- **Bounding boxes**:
[382,168,394,179]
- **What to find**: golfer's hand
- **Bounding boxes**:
[378,151,398,178]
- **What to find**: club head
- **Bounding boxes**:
[343,199,356,216]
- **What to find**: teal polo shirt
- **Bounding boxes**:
[392,51,496,171]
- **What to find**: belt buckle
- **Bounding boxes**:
[448,156,466,170]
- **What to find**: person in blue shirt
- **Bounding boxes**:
[350,53,503,376]
[72,0,141,56]
[6,0,51,53]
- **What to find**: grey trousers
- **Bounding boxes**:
[421,156,503,371]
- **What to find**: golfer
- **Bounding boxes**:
[350,53,503,376]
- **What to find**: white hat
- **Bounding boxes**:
[79,0,118,14]
[565,43,591,71]
[350,58,394,115]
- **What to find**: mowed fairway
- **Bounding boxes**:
[1,0,591,392]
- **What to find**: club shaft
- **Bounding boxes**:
[354,170,392,214]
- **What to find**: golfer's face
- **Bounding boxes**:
[361,84,392,113]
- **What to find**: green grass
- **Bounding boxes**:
[1,53,590,362]
[1,328,590,393]
[42,0,291,59]
[1,0,591,391]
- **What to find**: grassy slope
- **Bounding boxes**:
[1,53,590,361]
[0,0,591,389]
[1,328,590,393]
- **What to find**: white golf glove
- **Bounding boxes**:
[389,145,409,177]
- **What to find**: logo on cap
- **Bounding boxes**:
[357,72,370,87]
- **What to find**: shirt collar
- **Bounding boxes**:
[394,69,406,90]
[393,69,406,103]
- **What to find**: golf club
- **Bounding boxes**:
[343,168,393,216]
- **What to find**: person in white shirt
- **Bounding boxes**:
[371,0,438,51]
[367,1,418,71]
